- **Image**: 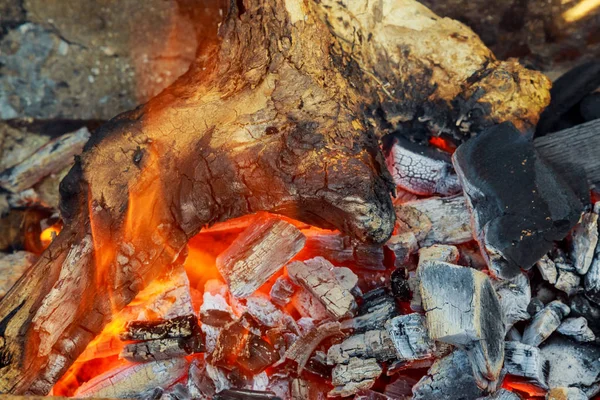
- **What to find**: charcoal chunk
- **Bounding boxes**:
[522,300,570,347]
[453,122,583,279]
[504,341,548,389]
[391,268,411,301]
[580,93,600,122]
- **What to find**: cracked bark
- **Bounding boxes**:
[0,0,549,394]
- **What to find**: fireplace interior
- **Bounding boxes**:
[0,0,600,399]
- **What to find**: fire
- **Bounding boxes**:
[428,136,457,154]
[563,0,600,22]
[39,223,62,249]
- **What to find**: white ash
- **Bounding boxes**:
[557,317,596,342]
[245,293,289,329]
[504,341,548,389]
[522,300,570,347]
[269,276,295,307]
[385,313,436,362]
[570,211,599,275]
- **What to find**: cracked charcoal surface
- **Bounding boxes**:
[453,122,584,279]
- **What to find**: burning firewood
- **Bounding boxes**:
[385,314,436,363]
[0,252,36,300]
[341,288,398,332]
[0,0,551,394]
[327,329,397,365]
[330,357,383,397]
[504,341,548,389]
[120,314,200,341]
[216,216,306,298]
[121,333,204,362]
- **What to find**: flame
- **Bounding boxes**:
[40,223,62,249]
[563,0,600,22]
[429,136,457,154]
[502,375,547,398]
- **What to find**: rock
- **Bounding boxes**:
[453,122,583,279]
[419,261,504,386]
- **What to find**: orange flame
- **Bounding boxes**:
[40,223,62,249]
[563,0,600,22]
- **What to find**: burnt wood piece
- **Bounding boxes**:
[581,93,600,122]
[493,272,531,331]
[0,0,549,393]
[120,314,199,341]
[477,389,521,400]
[504,341,548,389]
[216,216,306,298]
[121,333,204,362]
[556,317,595,342]
[419,261,504,388]
[385,135,461,196]
[546,387,588,400]
[281,321,343,373]
[453,122,584,279]
[0,127,90,193]
[385,313,435,362]
[522,300,570,347]
[536,61,600,136]
[287,257,356,320]
[327,330,397,364]
[213,389,281,400]
[534,118,600,188]
[570,212,599,275]
[537,255,558,285]
[341,289,397,332]
[330,357,382,397]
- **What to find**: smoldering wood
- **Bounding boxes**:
[476,389,522,400]
[74,358,188,398]
[453,122,584,279]
[0,0,551,393]
[395,196,473,247]
[120,314,199,341]
[418,244,459,265]
[291,286,330,321]
[504,341,548,389]
[385,135,461,196]
[0,252,36,300]
[121,333,204,362]
[386,231,419,268]
[213,389,281,400]
[327,330,397,365]
[385,313,435,362]
[522,300,570,347]
[557,317,596,342]
[570,212,599,275]
[412,350,484,400]
[390,268,411,301]
[419,261,504,386]
[287,257,356,320]
[298,230,386,271]
[245,294,293,330]
[494,273,531,330]
[216,217,306,298]
[269,277,295,307]
[281,321,343,373]
[537,255,558,285]
[0,127,90,193]
[340,289,397,332]
[330,357,382,397]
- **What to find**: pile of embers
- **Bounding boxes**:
[2,65,600,400]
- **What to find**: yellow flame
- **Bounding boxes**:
[40,224,61,249]
[563,0,600,22]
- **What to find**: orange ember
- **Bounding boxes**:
[40,223,62,249]
[502,375,547,398]
[429,136,457,154]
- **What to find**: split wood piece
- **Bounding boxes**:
[395,196,473,248]
[419,261,504,388]
[0,0,549,393]
[546,387,588,400]
[412,350,484,400]
[298,230,386,271]
[570,211,599,275]
[287,257,357,320]
[74,357,188,398]
[534,119,600,187]
[281,321,343,373]
[537,255,558,285]
[556,317,595,342]
[522,300,570,347]
[341,289,397,333]
[216,216,306,298]
[121,332,204,362]
[385,313,436,362]
[541,336,600,396]
[504,341,548,389]
[418,244,459,266]
[453,122,584,279]
[0,252,36,300]
[494,273,531,331]
[329,357,382,398]
[120,314,199,341]
[476,389,521,400]
[0,127,90,193]
[291,286,330,321]
[327,330,397,365]
[385,135,461,196]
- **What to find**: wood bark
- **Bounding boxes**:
[0,0,550,394]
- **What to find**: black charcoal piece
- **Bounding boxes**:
[453,122,583,279]
[580,93,600,122]
[121,314,199,341]
[390,268,411,301]
[343,289,397,332]
[536,61,600,136]
[412,350,484,400]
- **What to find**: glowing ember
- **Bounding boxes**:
[428,136,457,154]
[563,0,600,22]
[40,223,62,249]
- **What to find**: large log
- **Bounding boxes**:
[0,0,549,395]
